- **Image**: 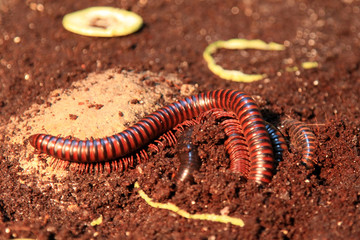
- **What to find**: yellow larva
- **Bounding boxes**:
[135,182,245,227]
[203,39,285,82]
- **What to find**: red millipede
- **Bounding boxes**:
[222,119,250,175]
[221,119,288,176]
[281,118,317,168]
[29,89,275,183]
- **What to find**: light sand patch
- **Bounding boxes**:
[3,69,197,181]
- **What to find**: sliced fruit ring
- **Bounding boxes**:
[62,6,143,37]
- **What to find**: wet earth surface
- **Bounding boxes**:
[1,0,360,239]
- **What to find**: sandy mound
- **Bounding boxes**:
[3,69,197,179]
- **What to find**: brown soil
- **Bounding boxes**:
[1,0,360,239]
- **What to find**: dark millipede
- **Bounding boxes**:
[175,126,201,183]
[29,89,275,183]
[282,118,317,168]
[265,122,288,163]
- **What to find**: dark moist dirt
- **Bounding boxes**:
[1,0,360,239]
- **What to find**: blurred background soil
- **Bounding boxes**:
[0,0,359,239]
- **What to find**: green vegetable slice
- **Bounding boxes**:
[203,39,285,82]
[62,6,143,37]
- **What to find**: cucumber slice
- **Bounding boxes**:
[62,6,143,37]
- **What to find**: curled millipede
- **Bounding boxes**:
[173,115,312,183]
[174,109,288,182]
[221,119,288,177]
[281,119,317,168]
[29,89,275,183]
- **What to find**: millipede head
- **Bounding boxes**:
[29,134,40,148]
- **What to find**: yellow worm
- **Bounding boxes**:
[135,182,245,227]
[203,38,285,82]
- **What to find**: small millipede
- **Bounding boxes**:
[175,126,201,183]
[281,118,317,168]
[29,89,275,183]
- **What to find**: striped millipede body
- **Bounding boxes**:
[220,118,288,175]
[222,119,250,175]
[265,123,288,163]
[282,119,317,168]
[29,89,275,183]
